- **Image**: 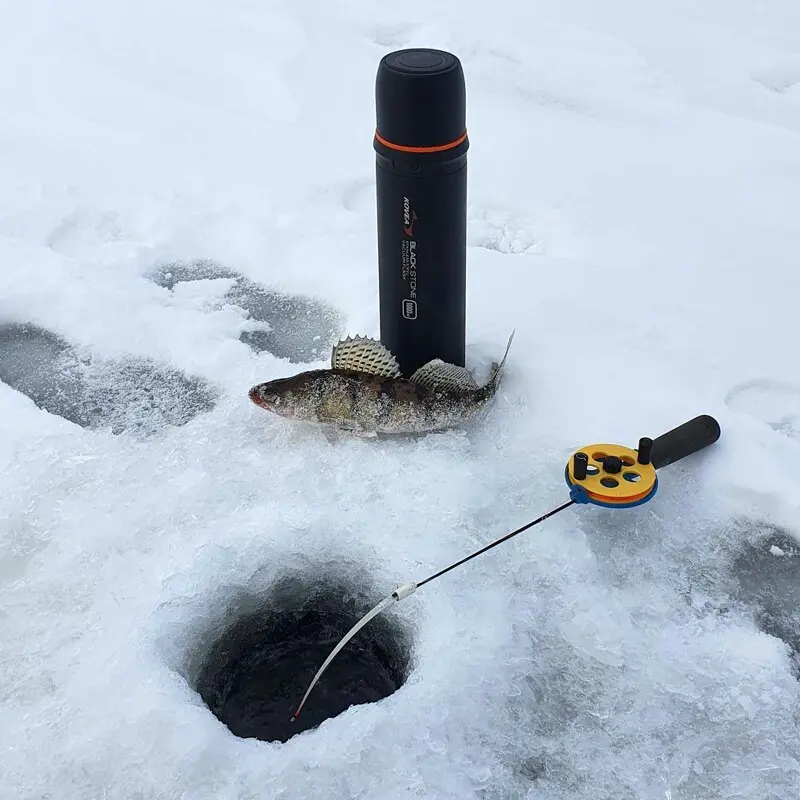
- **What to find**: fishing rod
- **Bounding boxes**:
[291,414,721,722]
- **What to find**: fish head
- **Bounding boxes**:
[250,368,383,432]
[248,370,326,422]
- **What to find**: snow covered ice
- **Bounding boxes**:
[2,0,800,798]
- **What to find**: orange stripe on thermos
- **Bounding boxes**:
[374,129,469,154]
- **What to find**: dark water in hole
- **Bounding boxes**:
[194,583,412,743]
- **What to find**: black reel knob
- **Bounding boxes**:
[573,452,589,480]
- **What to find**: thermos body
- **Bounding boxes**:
[374,49,469,377]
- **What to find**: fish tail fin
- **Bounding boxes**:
[488,329,515,388]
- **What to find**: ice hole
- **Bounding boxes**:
[193,575,413,743]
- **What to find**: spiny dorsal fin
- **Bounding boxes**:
[409,359,479,392]
[330,335,401,378]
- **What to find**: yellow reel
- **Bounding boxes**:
[565,439,658,508]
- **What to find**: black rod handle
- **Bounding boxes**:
[649,415,721,470]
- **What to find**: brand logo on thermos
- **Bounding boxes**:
[401,197,418,318]
[403,197,418,236]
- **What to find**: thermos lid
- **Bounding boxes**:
[375,49,467,152]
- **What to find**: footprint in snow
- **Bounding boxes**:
[0,322,218,437]
[754,57,800,95]
[44,208,136,256]
[340,177,374,215]
[457,37,591,116]
[724,379,800,442]
[469,206,543,255]
[150,259,344,364]
[371,22,433,48]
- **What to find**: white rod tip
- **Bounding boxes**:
[391,582,418,601]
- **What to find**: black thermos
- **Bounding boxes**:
[374,48,468,376]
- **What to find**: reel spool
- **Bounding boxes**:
[565,438,657,508]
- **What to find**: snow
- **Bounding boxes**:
[2,0,800,797]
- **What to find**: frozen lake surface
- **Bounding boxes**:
[2,0,800,798]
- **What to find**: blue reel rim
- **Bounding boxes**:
[565,466,658,508]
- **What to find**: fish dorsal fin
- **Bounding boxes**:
[330,335,401,378]
[409,359,479,392]
[487,329,515,386]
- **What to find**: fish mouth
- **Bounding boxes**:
[249,385,271,409]
[249,383,290,414]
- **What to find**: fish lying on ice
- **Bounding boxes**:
[248,331,515,437]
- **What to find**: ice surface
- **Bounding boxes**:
[0,322,219,436]
[1,0,800,798]
[149,259,345,362]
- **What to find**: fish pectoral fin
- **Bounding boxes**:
[409,359,479,392]
[322,424,376,440]
[330,335,402,378]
